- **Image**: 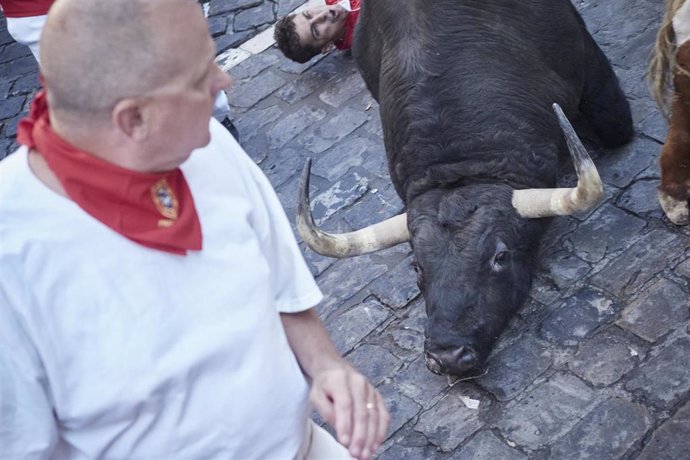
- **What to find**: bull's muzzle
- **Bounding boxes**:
[425,346,480,376]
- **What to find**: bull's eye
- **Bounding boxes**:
[491,251,509,271]
[412,261,424,286]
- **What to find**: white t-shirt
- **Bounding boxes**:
[0,119,323,459]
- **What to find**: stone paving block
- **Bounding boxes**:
[266,106,326,149]
[376,382,423,438]
[539,287,619,346]
[390,355,452,410]
[312,137,375,182]
[637,100,668,143]
[278,53,325,75]
[539,249,591,290]
[638,400,690,460]
[319,69,367,108]
[233,3,274,32]
[276,0,304,17]
[215,31,251,54]
[209,0,262,16]
[528,274,562,306]
[565,204,646,263]
[299,242,336,278]
[497,373,598,449]
[367,256,420,310]
[579,0,661,51]
[592,229,686,298]
[414,386,486,452]
[234,105,283,143]
[375,301,427,364]
[625,337,690,410]
[0,55,36,79]
[345,343,402,387]
[616,179,665,215]
[537,217,578,257]
[8,72,39,96]
[477,336,552,402]
[448,430,527,460]
[310,173,369,223]
[276,75,323,104]
[378,443,445,460]
[228,70,285,108]
[207,16,227,37]
[325,297,391,354]
[616,279,690,343]
[0,41,30,64]
[676,258,690,279]
[315,254,390,317]
[341,185,404,230]
[301,107,369,154]
[549,398,651,460]
[569,328,641,387]
[3,113,22,137]
[596,136,657,190]
[230,50,281,80]
[0,95,24,120]
[262,147,306,189]
[0,77,10,98]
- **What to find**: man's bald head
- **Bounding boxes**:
[41,0,208,119]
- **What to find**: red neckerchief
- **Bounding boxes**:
[17,90,203,255]
[326,0,360,50]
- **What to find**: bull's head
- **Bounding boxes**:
[296,104,602,376]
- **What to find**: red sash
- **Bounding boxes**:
[17,90,203,255]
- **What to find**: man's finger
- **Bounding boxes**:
[346,373,370,459]
[374,392,390,452]
[309,386,335,427]
[330,374,354,447]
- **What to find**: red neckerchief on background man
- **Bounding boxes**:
[17,90,203,255]
[325,0,360,50]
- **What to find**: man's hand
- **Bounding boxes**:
[310,364,389,460]
[280,309,390,460]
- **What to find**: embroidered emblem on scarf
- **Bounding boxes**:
[17,90,203,255]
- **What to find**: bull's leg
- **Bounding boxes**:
[659,3,690,225]
[578,34,634,148]
[658,50,690,225]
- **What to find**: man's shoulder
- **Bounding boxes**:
[0,147,31,202]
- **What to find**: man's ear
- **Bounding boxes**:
[113,98,148,141]
[321,42,336,54]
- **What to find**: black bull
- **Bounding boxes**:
[297,0,633,376]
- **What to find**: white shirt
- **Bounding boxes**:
[0,119,323,459]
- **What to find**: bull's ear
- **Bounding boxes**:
[321,42,335,54]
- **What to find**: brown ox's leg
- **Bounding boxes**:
[660,41,690,224]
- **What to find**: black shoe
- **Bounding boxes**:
[221,117,240,143]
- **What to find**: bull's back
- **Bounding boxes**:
[353,0,594,199]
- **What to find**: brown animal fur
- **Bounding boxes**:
[650,0,690,117]
[659,42,690,201]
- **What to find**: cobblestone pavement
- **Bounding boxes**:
[2,0,689,459]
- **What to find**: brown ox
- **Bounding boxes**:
[651,0,690,224]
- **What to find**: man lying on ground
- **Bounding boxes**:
[274,0,360,63]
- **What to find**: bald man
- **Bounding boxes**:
[0,1,388,459]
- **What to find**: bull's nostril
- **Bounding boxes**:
[424,352,444,375]
[451,346,478,369]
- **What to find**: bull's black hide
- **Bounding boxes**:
[309,0,633,376]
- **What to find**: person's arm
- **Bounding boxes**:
[281,309,390,460]
[0,288,58,459]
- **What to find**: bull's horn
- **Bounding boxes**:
[296,159,410,258]
[512,103,604,218]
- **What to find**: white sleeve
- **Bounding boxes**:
[0,285,58,459]
[227,136,323,313]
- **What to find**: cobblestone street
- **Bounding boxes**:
[1,0,689,458]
